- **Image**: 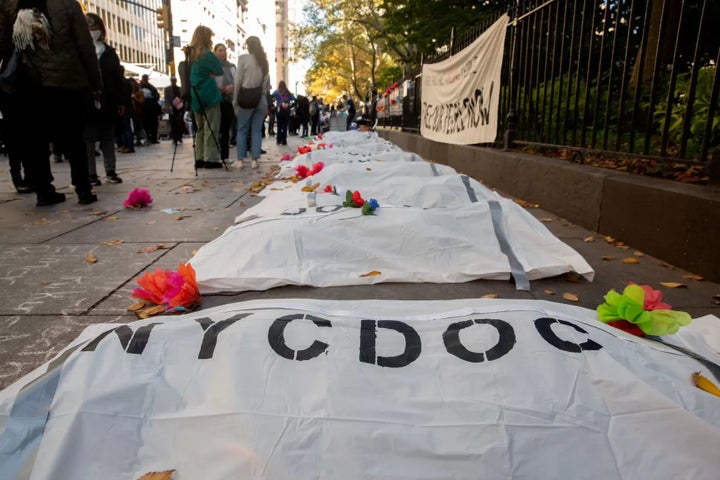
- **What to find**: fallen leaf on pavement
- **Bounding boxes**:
[103,216,119,221]
[127,301,146,311]
[633,251,645,256]
[172,215,190,221]
[40,280,50,285]
[137,244,171,253]
[137,304,166,319]
[87,211,106,216]
[539,218,553,222]
[683,274,704,281]
[481,294,498,299]
[101,240,124,246]
[622,258,640,264]
[136,470,175,480]
[544,289,555,295]
[360,271,382,277]
[583,236,594,242]
[604,236,616,243]
[602,255,615,261]
[33,218,50,225]
[566,272,582,283]
[86,252,98,263]
[660,282,687,288]
[191,249,198,255]
[563,293,580,302]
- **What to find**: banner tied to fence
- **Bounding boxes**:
[421,15,508,145]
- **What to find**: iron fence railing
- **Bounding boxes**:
[378,0,720,164]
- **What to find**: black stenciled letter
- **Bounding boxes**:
[359,320,421,368]
[268,314,331,361]
[196,313,251,359]
[443,319,516,362]
[534,317,602,352]
[82,323,162,355]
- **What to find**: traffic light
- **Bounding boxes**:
[156,6,169,30]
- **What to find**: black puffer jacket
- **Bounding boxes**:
[0,0,101,91]
[87,43,122,123]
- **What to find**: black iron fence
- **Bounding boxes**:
[379,0,720,164]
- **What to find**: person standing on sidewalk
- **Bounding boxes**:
[234,36,269,169]
[189,25,223,168]
[117,66,135,153]
[140,74,160,144]
[163,76,184,145]
[213,43,235,163]
[84,13,122,186]
[343,94,356,130]
[0,0,100,205]
[272,81,294,146]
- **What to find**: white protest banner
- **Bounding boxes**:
[421,15,508,144]
[1,299,719,479]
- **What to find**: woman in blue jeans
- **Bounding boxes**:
[234,36,270,168]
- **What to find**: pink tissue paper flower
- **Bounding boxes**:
[123,188,153,208]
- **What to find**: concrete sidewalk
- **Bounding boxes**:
[1,131,718,389]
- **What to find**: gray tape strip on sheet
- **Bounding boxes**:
[0,343,84,479]
[488,200,531,291]
[461,175,478,202]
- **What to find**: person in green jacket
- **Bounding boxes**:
[189,25,224,168]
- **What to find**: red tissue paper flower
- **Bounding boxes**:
[123,188,153,208]
[295,164,310,179]
[324,185,334,193]
[351,190,365,207]
[317,134,324,140]
[297,145,313,155]
[296,162,324,179]
[281,153,293,161]
[310,161,324,175]
[132,263,201,312]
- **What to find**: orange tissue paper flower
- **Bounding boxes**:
[132,263,200,312]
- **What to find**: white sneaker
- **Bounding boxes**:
[251,159,259,169]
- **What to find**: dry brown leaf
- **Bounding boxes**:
[660,282,687,289]
[127,301,146,312]
[86,252,98,263]
[621,258,640,264]
[40,280,50,285]
[172,215,191,221]
[301,183,320,192]
[33,218,50,225]
[136,470,176,480]
[583,236,594,242]
[692,372,720,397]
[544,289,555,295]
[360,271,382,278]
[563,292,580,302]
[602,255,615,261]
[104,216,119,221]
[87,211,106,216]
[683,274,704,281]
[101,239,124,246]
[566,272,582,283]
[613,241,625,247]
[239,202,245,207]
[539,218,553,223]
[481,294,498,299]
[137,244,170,253]
[633,251,645,257]
[604,236,616,243]
[137,304,166,319]
[191,249,198,256]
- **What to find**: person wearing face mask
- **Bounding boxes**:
[83,13,123,185]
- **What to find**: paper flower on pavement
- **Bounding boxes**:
[132,263,200,313]
[597,283,691,336]
[123,188,153,208]
[281,153,292,161]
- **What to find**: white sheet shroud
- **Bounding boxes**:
[0,299,718,479]
[191,132,593,293]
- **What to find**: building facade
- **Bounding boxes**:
[81,0,165,73]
